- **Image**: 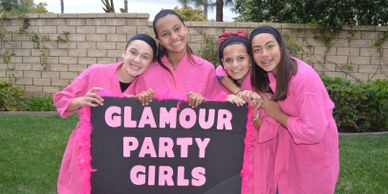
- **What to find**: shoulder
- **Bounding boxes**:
[290,57,324,92]
[191,54,215,68]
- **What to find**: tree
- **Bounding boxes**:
[233,0,387,33]
[173,6,207,21]
[101,0,115,13]
[120,0,128,13]
[188,0,234,21]
[60,0,64,13]
[0,0,47,14]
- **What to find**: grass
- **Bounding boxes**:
[0,115,77,194]
[0,115,387,194]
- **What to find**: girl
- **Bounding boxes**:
[134,9,221,107]
[217,31,277,194]
[53,34,158,193]
[250,26,339,194]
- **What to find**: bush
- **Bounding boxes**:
[322,76,388,132]
[0,80,24,111]
[24,95,55,111]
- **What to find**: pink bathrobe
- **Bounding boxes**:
[53,62,137,194]
[134,54,221,100]
[263,58,339,194]
[216,66,278,194]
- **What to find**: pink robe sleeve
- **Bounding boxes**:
[215,65,227,77]
[286,75,330,144]
[53,70,89,118]
[257,109,281,143]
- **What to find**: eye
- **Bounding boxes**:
[238,56,246,61]
[129,50,137,55]
[267,43,275,49]
[142,55,150,60]
[161,32,169,37]
[224,58,232,64]
[253,48,261,53]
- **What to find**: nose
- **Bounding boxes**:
[261,48,269,56]
[133,54,141,62]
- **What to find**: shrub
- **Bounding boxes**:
[0,80,24,111]
[322,76,388,132]
[24,95,55,111]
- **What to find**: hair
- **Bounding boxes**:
[152,9,197,74]
[250,26,297,101]
[125,34,158,61]
[218,31,252,86]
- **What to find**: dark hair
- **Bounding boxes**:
[250,26,297,101]
[125,34,157,61]
[152,9,197,74]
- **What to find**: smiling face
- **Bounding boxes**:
[120,40,154,80]
[251,33,281,75]
[155,14,188,55]
[222,43,251,82]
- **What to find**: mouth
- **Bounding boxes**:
[260,59,272,67]
[129,63,142,71]
[230,68,242,73]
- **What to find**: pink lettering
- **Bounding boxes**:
[179,108,196,129]
[159,107,177,128]
[130,165,146,185]
[123,137,139,157]
[191,167,206,186]
[217,109,232,130]
[138,107,157,128]
[176,138,193,158]
[139,137,157,158]
[105,106,121,127]
[198,108,215,129]
[158,137,175,158]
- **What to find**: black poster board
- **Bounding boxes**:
[91,97,247,194]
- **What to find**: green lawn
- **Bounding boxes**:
[0,115,387,194]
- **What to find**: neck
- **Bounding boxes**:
[167,51,186,68]
[118,65,135,83]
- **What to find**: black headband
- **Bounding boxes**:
[219,36,251,61]
[250,26,282,45]
[152,9,183,38]
[128,34,157,59]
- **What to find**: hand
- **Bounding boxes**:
[226,94,246,107]
[247,92,263,110]
[81,87,104,107]
[261,93,287,126]
[187,91,205,108]
[136,88,154,106]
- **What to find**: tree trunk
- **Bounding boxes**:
[216,0,223,21]
[124,0,128,12]
[60,0,64,13]
[203,0,208,19]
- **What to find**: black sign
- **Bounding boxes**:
[91,97,247,194]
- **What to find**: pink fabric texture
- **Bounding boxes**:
[54,62,137,194]
[134,54,224,100]
[266,58,339,194]
[217,66,277,194]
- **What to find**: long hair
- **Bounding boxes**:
[152,9,197,74]
[250,26,297,101]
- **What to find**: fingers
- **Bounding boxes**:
[83,87,104,107]
[137,89,154,106]
[226,94,246,107]
[187,92,205,108]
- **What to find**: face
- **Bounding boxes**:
[155,14,188,54]
[251,33,281,74]
[222,43,251,81]
[121,40,154,77]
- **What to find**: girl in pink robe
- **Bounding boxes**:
[134,9,222,105]
[216,31,277,194]
[249,26,339,194]
[53,34,157,194]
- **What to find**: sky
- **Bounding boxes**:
[33,0,239,21]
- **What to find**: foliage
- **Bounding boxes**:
[24,95,55,111]
[0,80,24,111]
[322,76,388,132]
[233,0,387,33]
[197,33,219,66]
[101,0,115,13]
[0,0,48,14]
[173,6,207,21]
